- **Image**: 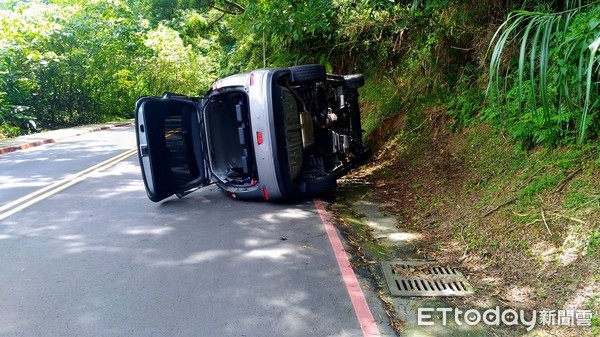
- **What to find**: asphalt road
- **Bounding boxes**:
[0,127,388,337]
[0,126,136,206]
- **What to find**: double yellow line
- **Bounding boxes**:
[0,148,137,222]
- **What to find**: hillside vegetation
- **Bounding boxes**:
[1,0,599,334]
[1,0,598,145]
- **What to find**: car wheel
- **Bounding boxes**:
[343,74,365,88]
[353,147,372,165]
[304,174,337,195]
[289,64,326,85]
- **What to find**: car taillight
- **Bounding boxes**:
[250,73,255,86]
[256,131,263,145]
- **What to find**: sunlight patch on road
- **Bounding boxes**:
[0,177,53,189]
[148,249,244,266]
[182,250,236,264]
[244,247,295,260]
[65,244,123,254]
[5,225,59,238]
[124,226,174,236]
[260,208,313,223]
[57,234,86,241]
[244,237,277,247]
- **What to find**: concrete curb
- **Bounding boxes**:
[0,120,134,155]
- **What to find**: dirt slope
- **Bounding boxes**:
[344,108,599,336]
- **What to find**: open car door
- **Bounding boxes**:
[135,95,210,202]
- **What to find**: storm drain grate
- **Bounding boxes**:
[381,260,474,297]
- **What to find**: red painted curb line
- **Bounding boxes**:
[0,139,55,154]
[314,199,381,337]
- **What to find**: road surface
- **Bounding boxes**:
[0,126,389,337]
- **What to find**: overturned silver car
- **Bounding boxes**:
[135,64,370,202]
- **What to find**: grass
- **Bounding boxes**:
[342,103,599,335]
[588,231,600,254]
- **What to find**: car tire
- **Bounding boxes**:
[289,64,326,85]
[304,174,337,195]
[353,147,372,165]
[343,74,365,88]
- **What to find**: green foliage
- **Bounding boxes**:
[0,0,222,136]
[360,75,403,137]
[520,173,562,200]
[124,0,215,24]
[1,0,597,152]
[446,67,485,130]
[588,231,600,254]
[0,0,146,128]
[485,1,600,145]
[592,318,600,336]
[141,23,220,95]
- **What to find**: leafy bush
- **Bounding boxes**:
[485,1,600,145]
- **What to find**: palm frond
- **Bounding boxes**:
[486,1,600,144]
[581,35,600,142]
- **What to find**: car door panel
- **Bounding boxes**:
[135,96,210,202]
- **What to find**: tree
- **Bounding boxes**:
[140,23,220,96]
[0,0,148,128]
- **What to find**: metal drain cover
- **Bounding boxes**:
[381,260,474,297]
